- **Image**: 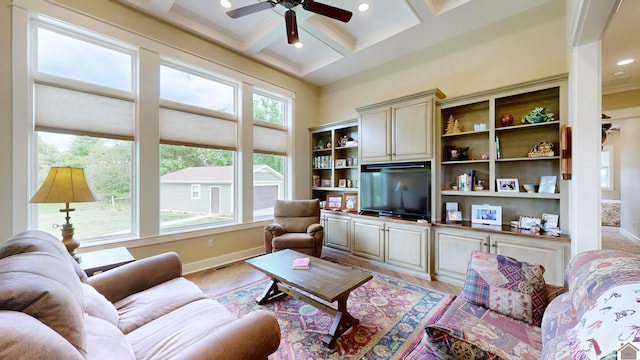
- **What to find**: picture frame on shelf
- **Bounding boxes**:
[471,204,502,226]
[325,195,343,210]
[538,176,557,194]
[321,178,332,187]
[542,213,559,230]
[446,210,462,223]
[519,215,541,230]
[496,178,519,192]
[313,175,320,188]
[338,178,347,187]
[342,193,358,213]
[335,159,346,168]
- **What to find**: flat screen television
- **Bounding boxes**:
[359,162,430,221]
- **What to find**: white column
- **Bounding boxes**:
[568,41,602,254]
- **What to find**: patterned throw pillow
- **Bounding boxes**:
[461,250,548,326]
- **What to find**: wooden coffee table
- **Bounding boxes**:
[245,249,373,346]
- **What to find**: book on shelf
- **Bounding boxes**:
[292,257,310,270]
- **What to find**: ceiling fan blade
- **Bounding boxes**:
[285,10,299,44]
[227,1,276,19]
[302,0,352,22]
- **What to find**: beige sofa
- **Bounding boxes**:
[0,230,281,360]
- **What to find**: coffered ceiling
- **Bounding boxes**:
[120,0,638,93]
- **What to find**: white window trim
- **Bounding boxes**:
[601,145,614,191]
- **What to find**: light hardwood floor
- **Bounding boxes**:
[185,247,462,298]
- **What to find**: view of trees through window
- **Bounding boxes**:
[36,132,133,240]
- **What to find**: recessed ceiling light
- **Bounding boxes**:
[358,3,369,12]
[616,58,635,66]
[294,42,303,48]
[220,0,232,9]
[614,71,625,76]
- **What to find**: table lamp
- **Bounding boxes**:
[30,167,97,258]
[395,180,408,210]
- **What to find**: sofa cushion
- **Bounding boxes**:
[0,311,84,360]
[0,230,88,283]
[461,250,547,326]
[82,283,119,326]
[126,298,238,359]
[0,251,87,357]
[85,314,136,360]
[566,283,640,360]
[564,249,640,316]
[115,277,208,334]
[424,296,543,359]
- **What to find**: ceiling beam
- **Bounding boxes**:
[149,0,176,14]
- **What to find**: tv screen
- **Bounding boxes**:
[359,162,430,220]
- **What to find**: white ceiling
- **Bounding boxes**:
[120,0,638,93]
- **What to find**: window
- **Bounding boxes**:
[253,90,289,218]
[159,63,238,231]
[160,145,234,230]
[160,64,235,115]
[253,92,285,125]
[36,26,133,92]
[32,22,135,242]
[601,145,613,190]
[36,133,133,240]
[191,184,201,199]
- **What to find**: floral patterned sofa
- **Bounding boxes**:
[404,249,640,360]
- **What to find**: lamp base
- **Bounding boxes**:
[60,223,80,260]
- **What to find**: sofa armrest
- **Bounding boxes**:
[265,223,286,236]
[172,310,281,360]
[307,223,323,235]
[87,252,182,303]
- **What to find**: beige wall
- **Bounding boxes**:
[0,0,11,241]
[317,1,567,125]
[2,0,319,270]
[603,89,640,110]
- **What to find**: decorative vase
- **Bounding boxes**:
[500,113,514,127]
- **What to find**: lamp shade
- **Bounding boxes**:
[395,180,408,192]
[30,167,97,204]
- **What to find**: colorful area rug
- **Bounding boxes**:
[214,267,454,359]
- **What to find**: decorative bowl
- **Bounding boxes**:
[523,184,539,193]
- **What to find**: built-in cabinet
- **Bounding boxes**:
[436,75,568,229]
[310,119,359,202]
[357,89,445,164]
[321,211,351,251]
[433,225,570,286]
[311,76,572,286]
[350,216,430,277]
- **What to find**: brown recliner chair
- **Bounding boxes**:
[264,199,324,258]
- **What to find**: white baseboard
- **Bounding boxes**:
[182,246,265,275]
[620,227,640,243]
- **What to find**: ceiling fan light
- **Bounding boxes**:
[358,3,370,12]
[616,58,634,66]
[220,0,232,9]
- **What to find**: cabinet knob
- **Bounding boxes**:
[482,242,488,246]
[491,243,497,248]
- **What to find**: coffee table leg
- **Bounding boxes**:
[256,279,285,305]
[322,295,359,346]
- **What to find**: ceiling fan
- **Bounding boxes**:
[227,1,353,44]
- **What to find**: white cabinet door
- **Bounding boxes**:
[434,228,489,285]
[385,223,429,273]
[359,108,392,163]
[490,234,569,287]
[393,99,432,160]
[324,212,351,251]
[351,217,384,261]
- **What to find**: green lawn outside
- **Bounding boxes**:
[37,202,231,239]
